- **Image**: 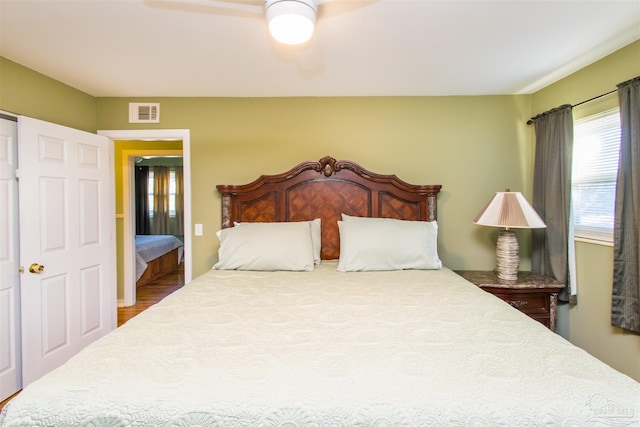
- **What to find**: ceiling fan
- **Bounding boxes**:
[149,0,375,45]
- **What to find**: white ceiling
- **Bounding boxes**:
[1,0,639,97]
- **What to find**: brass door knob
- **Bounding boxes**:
[28,263,45,274]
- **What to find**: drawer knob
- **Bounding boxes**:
[508,300,528,308]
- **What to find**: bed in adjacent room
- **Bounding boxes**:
[1,156,638,426]
[135,234,184,287]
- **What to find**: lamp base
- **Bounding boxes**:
[496,230,519,281]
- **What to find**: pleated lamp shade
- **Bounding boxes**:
[473,191,546,281]
[473,191,546,229]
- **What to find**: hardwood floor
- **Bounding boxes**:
[118,264,185,326]
[0,392,19,414]
[0,265,184,413]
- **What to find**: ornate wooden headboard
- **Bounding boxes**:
[216,156,442,260]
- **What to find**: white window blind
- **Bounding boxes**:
[571,108,621,242]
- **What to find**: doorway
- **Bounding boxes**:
[98,129,192,307]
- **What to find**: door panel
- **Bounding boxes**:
[41,274,69,355]
[40,177,67,252]
[0,117,20,401]
[80,265,102,335]
[79,180,100,245]
[19,116,115,386]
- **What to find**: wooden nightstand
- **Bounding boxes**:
[455,270,565,332]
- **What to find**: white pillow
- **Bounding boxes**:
[337,216,442,271]
[234,219,321,264]
[214,222,315,271]
[341,213,363,221]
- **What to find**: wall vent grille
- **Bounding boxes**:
[129,103,160,123]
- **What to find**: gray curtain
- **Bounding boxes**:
[135,166,150,235]
[152,166,171,235]
[175,166,184,236]
[530,104,575,303]
[612,76,640,333]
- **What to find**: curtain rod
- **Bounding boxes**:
[526,88,617,125]
[571,88,617,108]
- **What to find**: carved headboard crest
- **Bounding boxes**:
[317,156,339,177]
[217,156,442,260]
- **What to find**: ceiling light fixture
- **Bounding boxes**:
[266,0,317,45]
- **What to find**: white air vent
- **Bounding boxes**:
[129,103,160,123]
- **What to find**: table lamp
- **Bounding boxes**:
[473,190,546,281]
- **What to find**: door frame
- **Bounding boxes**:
[98,129,192,307]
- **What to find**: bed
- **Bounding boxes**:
[135,234,184,287]
[1,156,638,426]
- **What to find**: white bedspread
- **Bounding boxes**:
[135,235,184,280]
[2,262,639,426]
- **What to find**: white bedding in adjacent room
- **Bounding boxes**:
[135,235,184,280]
[1,262,638,426]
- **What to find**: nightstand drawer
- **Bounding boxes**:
[454,270,565,332]
[487,290,549,314]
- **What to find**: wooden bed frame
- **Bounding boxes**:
[217,156,442,260]
[136,248,181,288]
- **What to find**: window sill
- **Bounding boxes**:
[574,237,613,247]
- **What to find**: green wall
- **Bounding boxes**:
[0,57,96,132]
[96,95,532,279]
[3,39,638,381]
[531,40,640,381]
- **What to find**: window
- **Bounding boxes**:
[148,168,177,218]
[571,108,621,242]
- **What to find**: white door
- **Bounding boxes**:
[0,116,21,401]
[18,116,116,386]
